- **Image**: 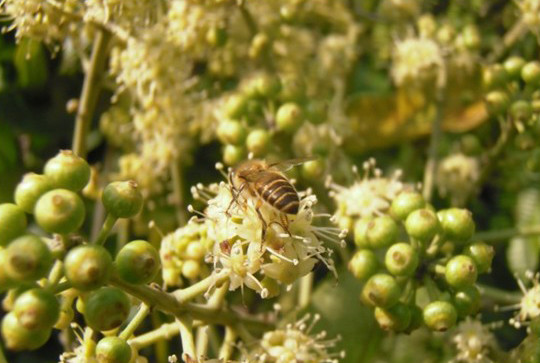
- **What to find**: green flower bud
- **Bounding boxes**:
[510,100,533,121]
[504,56,525,79]
[115,240,160,285]
[34,189,85,234]
[423,300,457,332]
[223,94,248,119]
[349,249,379,281]
[453,285,481,318]
[13,288,59,330]
[64,244,113,291]
[84,287,130,332]
[181,259,201,280]
[1,312,51,351]
[445,255,478,289]
[390,191,425,221]
[44,150,91,191]
[96,336,132,363]
[366,215,398,249]
[522,61,540,85]
[246,129,271,157]
[276,102,303,133]
[362,273,401,308]
[437,208,475,243]
[405,208,440,243]
[223,144,247,166]
[353,217,373,248]
[484,90,509,116]
[374,303,412,332]
[5,235,52,282]
[385,242,419,276]
[0,203,27,246]
[216,120,247,145]
[102,181,143,219]
[14,173,52,214]
[463,242,494,274]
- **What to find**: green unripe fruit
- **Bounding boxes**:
[445,255,478,288]
[5,235,52,282]
[254,74,281,98]
[223,94,248,119]
[362,273,401,308]
[1,312,51,351]
[437,208,475,243]
[510,100,533,121]
[301,160,325,180]
[453,285,481,317]
[246,129,271,156]
[504,56,526,79]
[275,102,303,132]
[84,287,130,332]
[460,134,482,156]
[405,209,440,243]
[96,336,132,363]
[484,90,509,116]
[366,215,398,249]
[385,242,419,276]
[482,64,507,90]
[102,181,143,219]
[13,288,60,330]
[223,144,246,166]
[423,301,457,332]
[64,244,113,291]
[279,74,305,102]
[14,173,52,213]
[205,26,227,47]
[44,150,91,191]
[0,249,16,292]
[216,120,246,145]
[390,191,425,221]
[353,217,373,248]
[0,203,27,246]
[349,249,379,281]
[374,303,412,332]
[35,189,85,234]
[464,242,494,274]
[522,61,540,85]
[115,240,160,285]
[305,101,327,125]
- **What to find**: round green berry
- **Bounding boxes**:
[254,74,281,98]
[0,249,16,292]
[301,160,325,180]
[64,244,113,291]
[115,240,160,285]
[275,102,303,132]
[453,285,481,318]
[374,303,412,332]
[361,273,401,308]
[14,173,52,214]
[1,312,51,351]
[96,336,132,363]
[84,287,130,332]
[223,144,246,166]
[522,61,540,85]
[102,181,143,219]
[504,56,525,79]
[385,242,419,276]
[463,242,494,274]
[405,208,440,243]
[423,300,457,332]
[366,215,398,249]
[484,90,509,116]
[482,64,507,90]
[305,101,327,125]
[445,255,478,289]
[216,120,247,145]
[390,191,425,221]
[13,288,60,330]
[437,208,475,243]
[5,235,52,282]
[223,94,248,119]
[44,150,91,191]
[353,217,373,248]
[0,203,27,246]
[246,129,271,156]
[349,249,379,281]
[35,189,85,234]
[510,100,533,121]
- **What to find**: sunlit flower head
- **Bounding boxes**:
[436,153,479,206]
[510,271,540,328]
[452,318,496,363]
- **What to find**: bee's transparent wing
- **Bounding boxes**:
[268,157,317,171]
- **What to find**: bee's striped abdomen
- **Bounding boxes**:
[255,173,299,215]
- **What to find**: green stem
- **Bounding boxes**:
[195,326,209,359]
[178,315,196,360]
[129,321,181,350]
[172,271,229,304]
[72,29,111,158]
[238,1,258,36]
[423,276,440,301]
[93,213,118,245]
[119,303,150,340]
[51,281,72,294]
[473,225,540,242]
[46,260,64,288]
[0,343,7,363]
[218,326,236,361]
[298,272,313,309]
[170,161,187,226]
[477,283,522,305]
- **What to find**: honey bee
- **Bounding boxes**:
[228,158,314,237]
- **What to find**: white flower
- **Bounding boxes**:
[436,153,479,206]
[510,271,540,328]
[452,318,496,363]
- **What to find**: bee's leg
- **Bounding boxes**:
[226,182,246,216]
[254,198,268,242]
[268,215,292,237]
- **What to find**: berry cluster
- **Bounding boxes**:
[0,150,156,362]
[349,191,494,333]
